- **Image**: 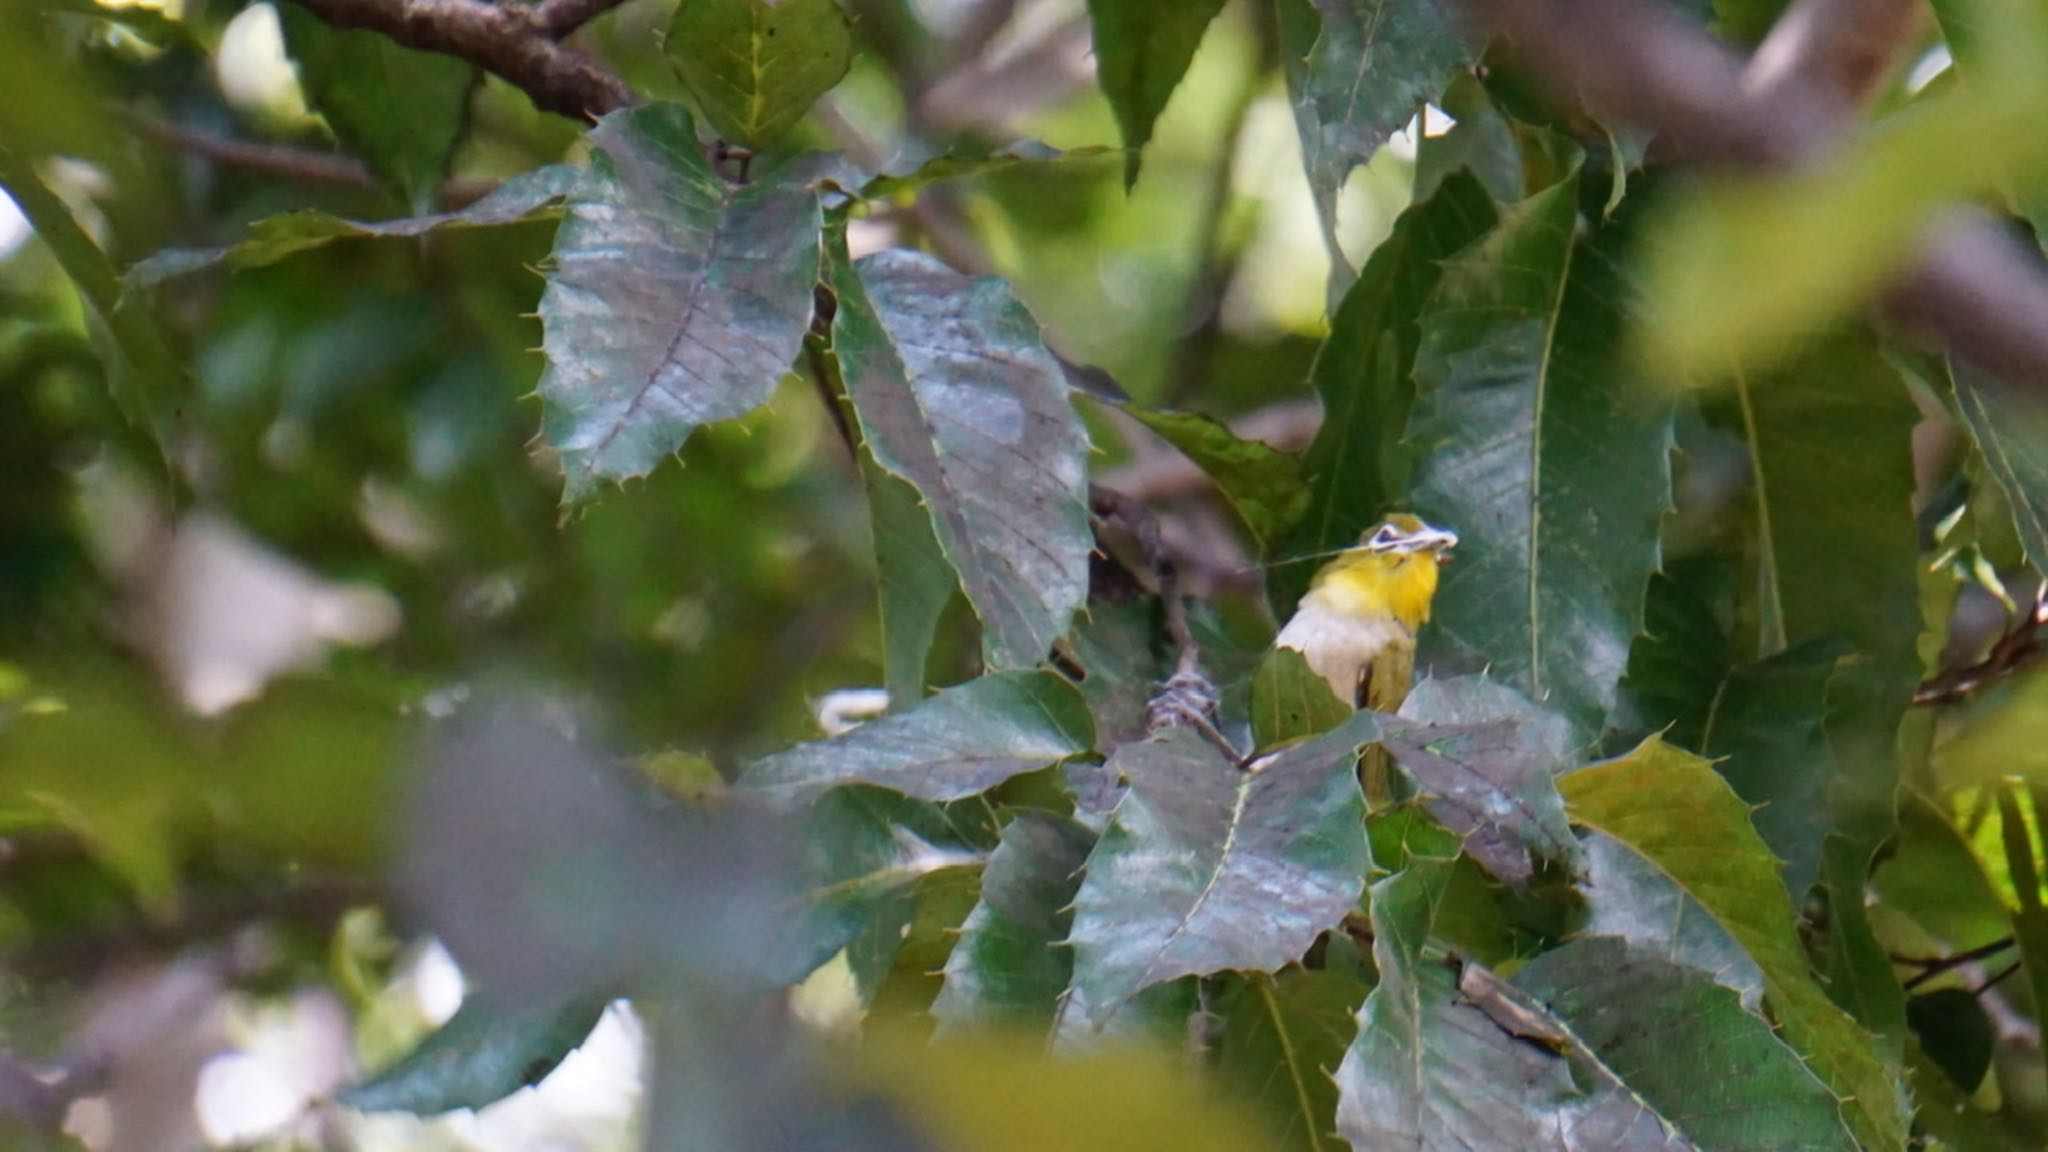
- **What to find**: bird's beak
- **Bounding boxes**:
[1413,524,1459,558]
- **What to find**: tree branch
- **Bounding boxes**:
[1455,0,2048,395]
[284,0,635,121]
[1742,0,1925,111]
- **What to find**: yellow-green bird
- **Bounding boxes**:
[1274,513,1459,714]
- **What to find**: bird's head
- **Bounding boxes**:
[1307,514,1459,630]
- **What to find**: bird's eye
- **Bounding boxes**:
[1368,526,1398,548]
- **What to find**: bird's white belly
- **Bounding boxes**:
[1273,599,1410,703]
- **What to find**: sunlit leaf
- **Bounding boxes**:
[932,812,1095,1033]
[538,104,826,500]
[831,245,1092,669]
[1954,360,2048,578]
[1408,170,1674,739]
[665,0,854,148]
[340,995,609,1115]
[1562,737,1909,1152]
[741,670,1092,808]
[1065,717,1376,1026]
[1084,0,1229,188]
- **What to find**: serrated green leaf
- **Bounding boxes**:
[1335,820,1691,1151]
[1277,0,1473,255]
[1084,0,1229,188]
[1251,647,1353,750]
[1273,171,1497,614]
[538,104,825,500]
[1561,736,1909,1152]
[830,244,1091,669]
[1214,943,1372,1152]
[932,812,1094,1032]
[1066,717,1376,1026]
[861,445,955,710]
[742,670,1092,808]
[341,996,608,1115]
[1513,937,1854,1150]
[279,5,476,211]
[1115,401,1305,550]
[666,0,854,148]
[1954,360,2048,578]
[124,165,581,290]
[1408,171,1675,740]
[1379,676,1580,886]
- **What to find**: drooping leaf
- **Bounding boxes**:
[124,165,582,289]
[1084,0,1230,188]
[857,142,1116,201]
[1065,717,1377,1026]
[340,995,609,1115]
[1561,737,1909,1152]
[1277,0,1474,255]
[1379,676,1581,886]
[1408,170,1675,740]
[1513,937,1855,1150]
[538,104,826,500]
[1250,647,1352,750]
[830,244,1092,669]
[861,447,956,711]
[1954,359,2048,578]
[665,0,854,148]
[741,670,1092,808]
[1334,819,1688,1151]
[1273,170,1497,614]
[931,812,1095,1032]
[1115,400,1306,550]
[1213,942,1373,1152]
[279,5,477,210]
[1576,833,1766,1009]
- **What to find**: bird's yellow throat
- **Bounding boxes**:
[1301,549,1441,632]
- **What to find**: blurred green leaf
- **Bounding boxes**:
[1513,936,1854,1149]
[1954,360,2048,578]
[1408,170,1675,740]
[1379,676,1581,886]
[1274,170,1497,613]
[830,244,1091,670]
[1213,943,1373,1152]
[538,104,825,500]
[1251,647,1352,750]
[1115,401,1305,550]
[279,6,477,211]
[1872,792,2012,961]
[741,670,1092,807]
[1562,737,1909,1152]
[932,812,1094,1033]
[1995,783,2048,1088]
[857,143,1116,202]
[1066,717,1377,1027]
[1084,0,1229,188]
[1277,0,1472,251]
[125,165,581,288]
[341,995,609,1115]
[666,0,853,148]
[1906,987,1996,1094]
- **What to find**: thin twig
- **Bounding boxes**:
[1915,585,2048,706]
[1895,936,2018,991]
[1455,0,2048,397]
[284,0,634,121]
[128,112,379,189]
[1742,0,1926,111]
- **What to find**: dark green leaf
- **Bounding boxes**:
[1251,647,1353,750]
[341,996,609,1115]
[1577,833,1765,1007]
[1214,945,1373,1152]
[538,104,825,500]
[742,670,1092,808]
[1084,0,1229,188]
[1115,401,1306,550]
[861,446,955,710]
[857,142,1115,201]
[1513,937,1854,1150]
[1066,717,1377,1025]
[279,5,476,210]
[931,812,1095,1032]
[1408,170,1674,740]
[665,0,854,148]
[1379,676,1580,886]
[1907,988,1996,1093]
[831,245,1092,669]
[1954,360,2048,578]
[1334,820,1687,1151]
[1065,597,1169,755]
[1273,171,1497,613]
[124,165,581,289]
[1278,0,1473,256]
[1561,737,1909,1152]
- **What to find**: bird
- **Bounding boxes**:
[1271,513,1457,795]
